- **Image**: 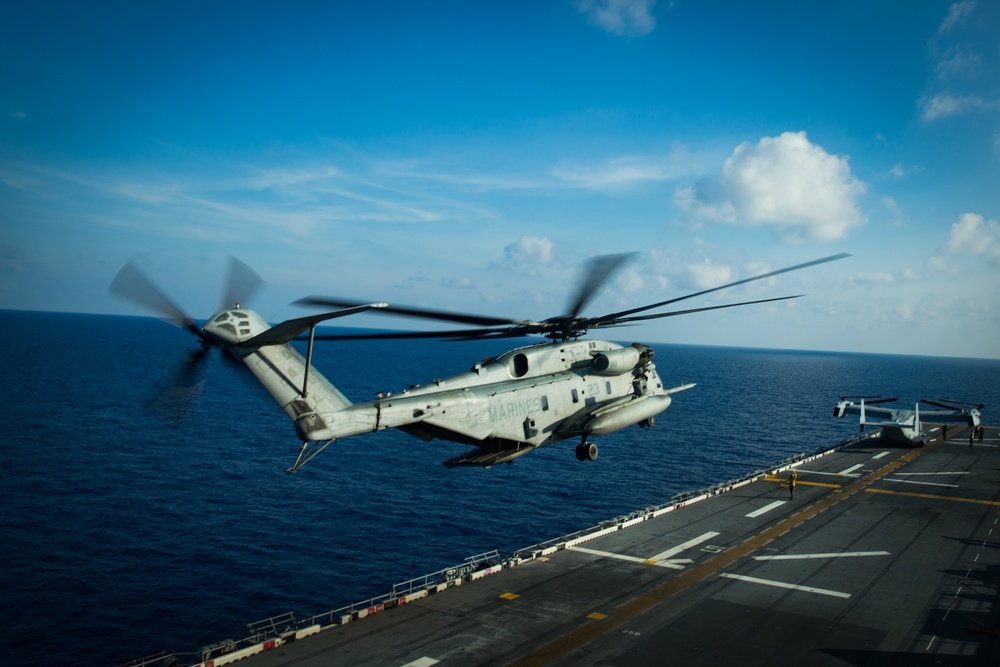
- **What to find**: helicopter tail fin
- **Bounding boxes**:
[237,341,351,441]
[206,305,386,441]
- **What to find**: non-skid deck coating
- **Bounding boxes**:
[241,427,1000,666]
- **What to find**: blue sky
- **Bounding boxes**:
[2,0,998,358]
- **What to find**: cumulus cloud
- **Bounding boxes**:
[504,236,555,265]
[577,0,656,36]
[946,212,1000,268]
[687,259,733,290]
[617,267,644,293]
[675,131,867,243]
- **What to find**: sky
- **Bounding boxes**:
[1,0,998,358]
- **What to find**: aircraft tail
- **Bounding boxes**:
[203,305,385,442]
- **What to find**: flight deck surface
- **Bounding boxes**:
[234,426,1000,666]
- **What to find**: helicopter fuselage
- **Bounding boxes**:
[329,339,683,466]
[203,308,693,469]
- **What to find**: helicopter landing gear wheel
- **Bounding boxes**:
[638,416,655,428]
[576,441,599,462]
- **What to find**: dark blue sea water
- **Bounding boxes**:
[1,310,997,666]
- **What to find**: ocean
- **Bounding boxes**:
[1,310,997,666]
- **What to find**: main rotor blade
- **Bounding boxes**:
[220,256,264,311]
[305,325,533,341]
[564,253,636,319]
[109,261,201,337]
[244,304,389,346]
[860,397,899,405]
[597,253,850,323]
[920,399,957,411]
[295,296,532,328]
[598,294,803,325]
[931,398,985,409]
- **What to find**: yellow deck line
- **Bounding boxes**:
[866,487,1000,506]
[763,475,842,489]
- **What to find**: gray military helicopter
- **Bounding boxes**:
[833,395,983,445]
[111,253,847,472]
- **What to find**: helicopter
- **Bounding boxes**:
[833,395,983,445]
[111,252,848,472]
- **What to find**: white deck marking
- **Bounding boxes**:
[746,500,787,518]
[753,551,890,561]
[648,531,721,562]
[401,658,439,667]
[872,451,891,459]
[571,546,650,565]
[571,531,720,570]
[838,463,864,475]
[720,573,851,598]
[882,478,958,488]
[797,469,855,478]
[892,471,970,476]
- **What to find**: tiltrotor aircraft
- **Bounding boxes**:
[111,253,847,472]
[833,395,983,445]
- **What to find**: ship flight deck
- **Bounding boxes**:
[199,426,1000,666]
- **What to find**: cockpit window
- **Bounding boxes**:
[232,311,249,319]
[212,313,230,323]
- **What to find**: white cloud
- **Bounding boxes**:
[617,267,644,292]
[934,46,981,80]
[887,163,921,180]
[576,0,656,36]
[849,271,897,286]
[442,276,475,290]
[937,1,976,34]
[920,91,998,121]
[883,196,906,227]
[504,236,555,265]
[848,268,920,286]
[675,131,867,243]
[553,152,690,190]
[922,2,1000,126]
[687,259,733,290]
[671,184,736,224]
[946,212,1000,268]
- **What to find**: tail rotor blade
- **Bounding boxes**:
[220,255,264,311]
[109,261,201,337]
[146,348,209,427]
